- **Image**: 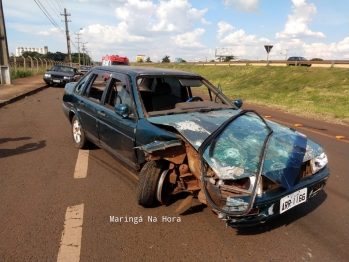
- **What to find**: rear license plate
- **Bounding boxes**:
[280,188,307,214]
[53,80,61,83]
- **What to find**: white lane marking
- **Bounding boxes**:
[74,150,89,178]
[57,204,84,262]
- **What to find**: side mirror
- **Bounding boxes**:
[217,83,222,92]
[234,98,243,109]
[115,104,129,118]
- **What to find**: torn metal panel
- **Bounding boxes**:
[139,140,182,153]
[148,109,237,149]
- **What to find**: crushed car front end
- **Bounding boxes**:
[144,109,330,227]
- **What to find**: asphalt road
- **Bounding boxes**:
[0,85,348,262]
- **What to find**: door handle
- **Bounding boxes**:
[78,100,84,105]
[98,111,106,117]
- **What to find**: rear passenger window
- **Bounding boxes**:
[83,72,109,103]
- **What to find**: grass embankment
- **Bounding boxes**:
[134,63,349,126]
[11,68,47,79]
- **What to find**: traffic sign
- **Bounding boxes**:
[264,45,273,53]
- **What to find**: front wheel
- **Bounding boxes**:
[71,115,88,149]
[137,161,164,206]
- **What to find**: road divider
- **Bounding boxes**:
[57,204,84,262]
[74,150,89,178]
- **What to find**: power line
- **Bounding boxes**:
[59,0,66,9]
[34,0,64,35]
[46,0,61,18]
[54,0,64,11]
[35,0,85,54]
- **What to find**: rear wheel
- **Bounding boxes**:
[137,161,164,206]
[72,115,88,149]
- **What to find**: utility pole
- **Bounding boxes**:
[75,32,81,66]
[0,0,11,84]
[82,42,88,65]
[61,8,72,66]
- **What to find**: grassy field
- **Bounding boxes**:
[133,63,349,126]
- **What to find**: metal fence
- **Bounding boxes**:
[9,56,70,73]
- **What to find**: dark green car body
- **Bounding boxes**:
[62,66,330,227]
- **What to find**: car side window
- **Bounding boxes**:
[83,72,109,103]
[75,71,93,95]
[104,76,135,118]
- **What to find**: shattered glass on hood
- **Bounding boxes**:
[205,114,307,189]
[148,110,320,189]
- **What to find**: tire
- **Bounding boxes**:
[71,115,88,149]
[137,161,164,206]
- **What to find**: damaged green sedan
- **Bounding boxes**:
[62,66,330,227]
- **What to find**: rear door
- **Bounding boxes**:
[97,72,138,167]
[74,69,110,144]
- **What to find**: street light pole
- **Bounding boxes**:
[285,49,289,60]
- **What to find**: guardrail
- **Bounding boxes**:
[134,60,349,68]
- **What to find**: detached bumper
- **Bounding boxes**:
[224,167,330,227]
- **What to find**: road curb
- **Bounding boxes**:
[0,85,50,109]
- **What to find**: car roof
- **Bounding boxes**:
[92,65,201,77]
[54,65,75,69]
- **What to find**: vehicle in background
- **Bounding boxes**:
[43,65,81,86]
[287,57,312,67]
[102,55,130,66]
[62,66,330,227]
[79,65,92,74]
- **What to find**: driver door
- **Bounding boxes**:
[97,73,138,167]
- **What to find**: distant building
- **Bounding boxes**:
[136,55,146,62]
[16,46,48,56]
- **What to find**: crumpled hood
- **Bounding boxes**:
[148,109,324,189]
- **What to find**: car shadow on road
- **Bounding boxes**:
[0,137,46,158]
[234,190,328,235]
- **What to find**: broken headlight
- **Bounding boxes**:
[311,152,328,174]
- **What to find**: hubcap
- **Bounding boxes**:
[73,120,81,143]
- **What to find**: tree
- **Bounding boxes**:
[162,55,170,63]
[311,58,323,61]
[21,51,42,58]
[146,57,152,62]
[223,55,236,62]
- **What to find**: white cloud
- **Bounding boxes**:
[113,0,207,35]
[217,22,270,46]
[217,21,234,39]
[87,23,151,43]
[37,28,61,36]
[275,0,325,39]
[302,37,349,59]
[222,0,260,12]
[171,28,205,47]
[201,18,212,25]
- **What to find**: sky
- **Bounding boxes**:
[3,0,349,62]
